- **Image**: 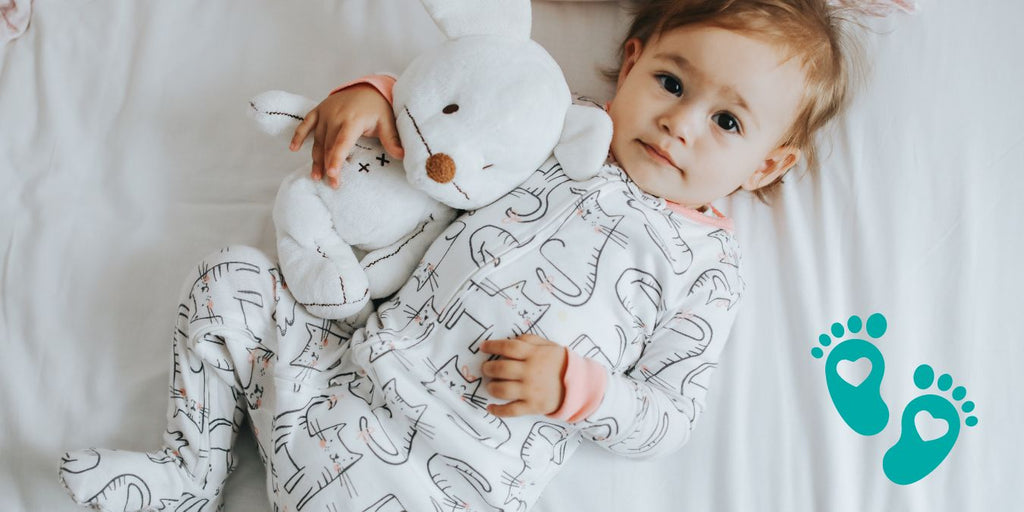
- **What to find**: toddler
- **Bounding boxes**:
[60,1,852,511]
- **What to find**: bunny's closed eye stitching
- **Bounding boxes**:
[443,104,459,114]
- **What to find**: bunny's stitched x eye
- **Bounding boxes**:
[443,104,459,114]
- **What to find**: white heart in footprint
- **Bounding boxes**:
[836,357,872,387]
[914,410,949,442]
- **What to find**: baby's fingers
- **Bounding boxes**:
[486,380,524,402]
[376,119,404,160]
[311,127,326,182]
[487,400,533,418]
[480,339,531,361]
[325,124,363,183]
[481,359,525,380]
[291,109,318,151]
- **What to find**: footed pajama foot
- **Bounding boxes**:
[59,448,221,512]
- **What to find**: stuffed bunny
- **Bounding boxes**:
[249,0,613,322]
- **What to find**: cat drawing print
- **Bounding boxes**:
[535,190,626,306]
[502,422,573,512]
[357,379,431,465]
[689,268,741,311]
[625,197,694,275]
[428,454,502,512]
[439,279,550,353]
[273,395,363,510]
[422,356,511,449]
[502,161,575,224]
[364,296,440,365]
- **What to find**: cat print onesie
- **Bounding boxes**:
[60,157,744,512]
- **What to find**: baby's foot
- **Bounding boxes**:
[59,448,220,512]
[882,364,978,485]
[811,313,889,436]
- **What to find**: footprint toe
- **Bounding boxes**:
[913,364,934,388]
[847,315,863,333]
[831,322,845,338]
[865,313,887,338]
[937,373,953,391]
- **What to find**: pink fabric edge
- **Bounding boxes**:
[665,201,735,232]
[547,348,608,423]
[329,74,397,105]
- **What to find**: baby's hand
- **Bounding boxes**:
[480,334,567,418]
[289,84,404,188]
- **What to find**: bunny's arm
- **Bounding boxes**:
[273,168,370,319]
[359,203,457,300]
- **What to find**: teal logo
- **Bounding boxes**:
[811,313,978,485]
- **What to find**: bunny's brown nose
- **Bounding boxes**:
[426,153,456,183]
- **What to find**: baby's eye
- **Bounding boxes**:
[656,74,682,97]
[712,112,741,134]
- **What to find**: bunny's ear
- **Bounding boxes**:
[554,104,614,181]
[420,0,531,40]
[248,90,317,136]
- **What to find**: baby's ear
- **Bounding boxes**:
[554,104,614,181]
[420,0,531,40]
[742,146,801,191]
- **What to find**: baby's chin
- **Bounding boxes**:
[617,156,690,204]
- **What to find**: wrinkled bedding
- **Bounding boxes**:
[2,1,1022,510]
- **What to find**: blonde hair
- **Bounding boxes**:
[608,0,858,202]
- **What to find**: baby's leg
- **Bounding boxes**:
[60,246,282,512]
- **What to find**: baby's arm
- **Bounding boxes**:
[289,76,403,188]
[480,275,738,459]
[576,283,741,459]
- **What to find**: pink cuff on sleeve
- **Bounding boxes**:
[547,348,608,423]
[329,74,397,105]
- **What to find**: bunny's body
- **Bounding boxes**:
[271,141,456,320]
[250,0,610,322]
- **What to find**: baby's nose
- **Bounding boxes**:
[426,153,456,183]
[661,105,700,144]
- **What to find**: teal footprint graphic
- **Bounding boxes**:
[812,313,889,436]
[882,364,978,485]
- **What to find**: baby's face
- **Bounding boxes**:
[608,25,806,208]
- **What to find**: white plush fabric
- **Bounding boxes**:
[2,1,1022,511]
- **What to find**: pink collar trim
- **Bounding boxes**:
[665,201,735,232]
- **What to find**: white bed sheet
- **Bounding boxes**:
[2,1,1022,511]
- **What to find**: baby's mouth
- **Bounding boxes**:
[639,140,682,172]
